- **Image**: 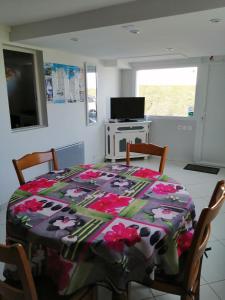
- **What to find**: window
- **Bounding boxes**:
[3,46,47,129]
[136,67,198,117]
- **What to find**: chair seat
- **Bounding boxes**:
[151,273,184,296]
[151,249,202,299]
[154,251,188,285]
[150,253,189,296]
[155,271,182,285]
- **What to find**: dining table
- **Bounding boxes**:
[6,162,196,298]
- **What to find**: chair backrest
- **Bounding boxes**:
[126,143,168,173]
[184,180,225,291]
[0,243,38,300]
[13,148,59,185]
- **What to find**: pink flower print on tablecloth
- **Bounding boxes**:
[152,183,177,194]
[14,198,44,214]
[152,207,179,220]
[89,193,131,215]
[104,222,141,252]
[19,178,57,193]
[79,170,102,180]
[177,230,194,256]
[132,168,160,180]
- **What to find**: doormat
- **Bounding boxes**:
[184,164,220,174]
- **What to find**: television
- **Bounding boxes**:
[110,97,145,121]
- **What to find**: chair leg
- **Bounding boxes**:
[91,286,98,300]
[194,282,200,300]
[181,294,193,300]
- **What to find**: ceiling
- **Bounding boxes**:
[22,8,225,62]
[0,0,134,26]
[1,0,225,65]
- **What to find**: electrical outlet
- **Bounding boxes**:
[177,125,192,131]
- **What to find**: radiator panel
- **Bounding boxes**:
[53,142,84,169]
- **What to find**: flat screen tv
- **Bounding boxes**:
[110,97,145,121]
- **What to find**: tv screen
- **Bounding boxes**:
[110,97,145,120]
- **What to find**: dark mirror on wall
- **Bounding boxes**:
[85,63,97,126]
[3,48,39,129]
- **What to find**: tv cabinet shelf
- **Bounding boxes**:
[105,121,151,162]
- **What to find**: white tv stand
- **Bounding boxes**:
[105,121,151,162]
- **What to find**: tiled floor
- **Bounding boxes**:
[0,158,225,299]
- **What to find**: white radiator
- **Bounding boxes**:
[53,142,84,169]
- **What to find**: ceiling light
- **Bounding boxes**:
[209,18,221,23]
[165,47,174,52]
[122,24,140,34]
[129,29,140,34]
[70,37,79,42]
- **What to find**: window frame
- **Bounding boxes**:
[135,64,199,120]
[3,44,48,131]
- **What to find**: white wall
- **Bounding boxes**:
[121,57,225,162]
[149,117,196,161]
[0,26,121,204]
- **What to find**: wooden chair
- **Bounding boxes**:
[126,143,168,173]
[140,180,225,300]
[0,243,38,300]
[0,243,95,300]
[12,148,59,185]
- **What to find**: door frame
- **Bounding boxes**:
[193,61,210,163]
[193,60,225,167]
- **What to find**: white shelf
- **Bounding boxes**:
[105,121,151,162]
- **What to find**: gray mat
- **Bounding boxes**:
[184,164,219,174]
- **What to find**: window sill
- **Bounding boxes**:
[11,125,47,133]
[145,115,196,121]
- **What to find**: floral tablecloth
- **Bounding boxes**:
[6,163,195,295]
